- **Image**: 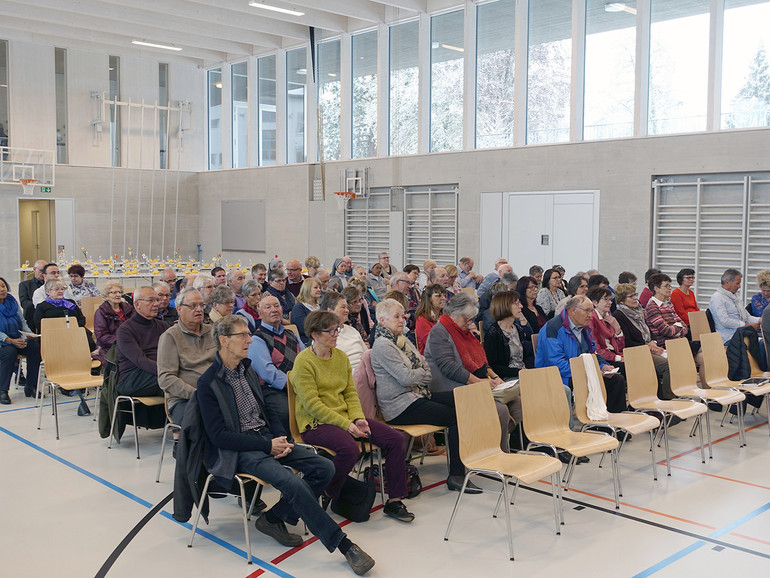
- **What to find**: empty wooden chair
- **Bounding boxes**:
[444,381,563,561]
[688,310,711,342]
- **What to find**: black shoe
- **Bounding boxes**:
[255,513,303,547]
[446,476,483,494]
[18,375,26,386]
[0,391,10,405]
[667,415,683,427]
[172,440,178,459]
[77,401,91,416]
[24,387,37,398]
[238,496,267,516]
[383,500,415,523]
[321,493,331,511]
[619,432,632,443]
[559,452,589,464]
[344,543,375,576]
[708,401,724,412]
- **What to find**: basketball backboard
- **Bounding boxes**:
[0,147,55,187]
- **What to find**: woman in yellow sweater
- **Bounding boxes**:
[291,310,414,523]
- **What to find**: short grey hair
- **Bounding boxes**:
[193,273,214,290]
[213,315,249,350]
[210,285,235,305]
[227,269,245,282]
[500,271,518,286]
[152,281,171,293]
[444,291,478,321]
[389,272,410,288]
[721,268,742,284]
[241,279,261,298]
[100,280,123,298]
[565,295,591,311]
[45,278,66,292]
[175,287,200,308]
[315,268,330,279]
[376,298,405,321]
[268,268,287,282]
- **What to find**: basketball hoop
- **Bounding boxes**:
[19,179,38,196]
[333,191,356,210]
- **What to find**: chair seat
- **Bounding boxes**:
[389,423,444,438]
[132,396,165,406]
[49,374,103,390]
[678,387,745,405]
[653,399,708,419]
[604,412,660,435]
[711,378,770,396]
[467,453,562,485]
[533,430,619,458]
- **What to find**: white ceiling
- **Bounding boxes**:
[0,0,446,66]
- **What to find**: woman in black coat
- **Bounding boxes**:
[483,291,534,380]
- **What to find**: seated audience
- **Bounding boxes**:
[517,276,547,331]
[291,310,413,523]
[94,280,134,365]
[670,268,699,326]
[328,258,349,293]
[444,265,461,296]
[315,268,331,293]
[424,292,515,451]
[529,265,544,287]
[208,286,236,324]
[751,269,770,317]
[285,259,305,297]
[371,299,472,494]
[32,263,62,307]
[235,280,261,333]
[366,263,388,302]
[18,259,46,329]
[67,264,99,305]
[644,273,691,347]
[483,291,534,380]
[402,265,421,307]
[211,266,227,287]
[292,278,322,346]
[153,281,179,326]
[613,283,673,399]
[265,268,296,322]
[251,263,268,292]
[378,252,396,279]
[196,315,375,574]
[414,284,446,355]
[115,286,168,397]
[477,259,511,297]
[457,257,483,290]
[477,273,517,332]
[34,279,88,336]
[352,266,368,283]
[157,288,216,424]
[319,292,368,373]
[638,268,661,307]
[416,260,436,292]
[227,269,247,311]
[554,274,589,317]
[342,286,371,342]
[709,268,760,343]
[536,268,566,319]
[304,256,320,279]
[617,271,637,287]
[0,277,40,401]
[587,286,624,373]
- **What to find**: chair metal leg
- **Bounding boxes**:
[510,478,521,505]
[563,455,577,489]
[36,381,49,430]
[696,414,705,463]
[550,473,562,534]
[93,386,101,423]
[156,422,180,482]
[493,484,504,518]
[52,386,60,440]
[610,448,620,509]
[376,449,385,505]
[234,475,253,564]
[649,430,658,481]
[419,434,429,465]
[444,472,472,542]
[129,400,140,459]
[501,473,514,561]
[108,396,122,449]
[189,474,213,548]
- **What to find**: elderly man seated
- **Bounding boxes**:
[477,259,513,298]
[285,259,305,297]
[153,281,179,326]
[416,259,436,292]
[157,288,216,425]
[535,295,628,447]
[248,295,305,436]
[116,286,169,397]
[710,268,761,343]
[228,269,247,311]
[195,315,374,574]
[429,267,452,298]
[264,268,296,321]
[457,257,483,290]
[315,268,331,294]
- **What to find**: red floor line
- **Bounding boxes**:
[660,420,768,463]
[667,464,770,491]
[245,479,447,578]
[728,532,770,547]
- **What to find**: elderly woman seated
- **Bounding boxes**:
[424,292,515,452]
[66,264,100,305]
[208,285,236,324]
[342,286,371,342]
[291,310,414,523]
[587,286,625,374]
[319,291,368,373]
[93,280,134,365]
[235,279,261,333]
[366,263,388,302]
[328,258,349,293]
[34,279,89,338]
[483,291,534,382]
[751,269,770,317]
[371,299,474,493]
[292,277,322,345]
[0,277,41,402]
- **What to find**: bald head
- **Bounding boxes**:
[498,264,513,276]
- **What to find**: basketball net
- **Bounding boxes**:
[334,191,355,211]
[19,179,38,196]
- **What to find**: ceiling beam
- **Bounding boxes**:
[370,0,426,13]
[286,0,385,23]
[206,0,348,33]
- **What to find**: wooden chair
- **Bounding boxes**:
[531,333,539,356]
[287,374,386,505]
[36,327,103,439]
[666,337,746,447]
[688,310,711,342]
[108,394,165,459]
[519,366,621,509]
[461,287,476,295]
[155,395,182,482]
[80,296,103,332]
[570,355,661,482]
[624,345,710,475]
[444,381,563,561]
[284,323,301,341]
[700,332,770,436]
[745,336,770,379]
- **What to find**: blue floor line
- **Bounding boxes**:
[0,398,80,414]
[632,502,770,577]
[0,424,292,577]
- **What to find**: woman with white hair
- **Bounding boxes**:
[424,292,515,459]
[371,299,471,493]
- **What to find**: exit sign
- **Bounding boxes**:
[40,186,52,193]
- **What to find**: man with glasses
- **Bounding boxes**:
[153,281,179,326]
[228,269,247,311]
[19,259,46,328]
[158,288,216,425]
[31,263,62,307]
[458,257,483,290]
[378,252,394,280]
[285,259,305,297]
[116,286,169,397]
[192,315,375,574]
[248,295,305,436]
[264,268,296,322]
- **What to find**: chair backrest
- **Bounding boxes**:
[569,354,608,424]
[744,336,765,377]
[519,366,571,441]
[284,324,301,340]
[453,381,504,463]
[461,287,476,295]
[532,333,539,356]
[40,317,69,332]
[700,331,729,386]
[41,327,94,378]
[688,310,711,342]
[285,373,305,444]
[666,337,698,395]
[80,296,103,332]
[623,345,661,407]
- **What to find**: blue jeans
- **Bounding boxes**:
[236,434,345,553]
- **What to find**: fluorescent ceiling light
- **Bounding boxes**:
[441,43,464,53]
[248,1,305,17]
[132,40,182,51]
[604,2,637,15]
[328,73,337,77]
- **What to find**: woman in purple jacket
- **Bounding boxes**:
[93,280,134,365]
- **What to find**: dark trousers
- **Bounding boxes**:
[236,436,344,552]
[0,341,41,394]
[262,385,291,440]
[387,391,464,477]
[117,368,163,397]
[303,419,408,500]
[604,373,628,413]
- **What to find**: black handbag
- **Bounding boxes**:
[330,439,377,523]
[364,463,422,499]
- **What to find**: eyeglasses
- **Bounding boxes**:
[156,293,171,298]
[577,307,594,313]
[661,284,672,289]
[226,332,252,339]
[286,267,301,272]
[320,326,342,336]
[220,300,235,306]
[107,290,123,295]
[600,296,612,302]
[136,297,160,303]
[272,278,287,283]
[180,303,205,310]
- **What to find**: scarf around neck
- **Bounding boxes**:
[45,296,76,310]
[374,324,421,369]
[439,313,487,374]
[617,303,651,342]
[0,294,23,339]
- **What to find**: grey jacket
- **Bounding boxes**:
[157,321,217,411]
[371,336,432,421]
[424,321,470,392]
